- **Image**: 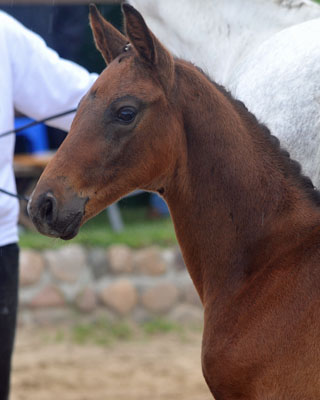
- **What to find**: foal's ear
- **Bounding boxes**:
[122,3,175,93]
[89,4,127,64]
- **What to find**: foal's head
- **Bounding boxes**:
[28,4,182,239]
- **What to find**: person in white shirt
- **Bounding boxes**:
[0,11,97,399]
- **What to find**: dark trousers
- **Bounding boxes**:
[0,244,19,400]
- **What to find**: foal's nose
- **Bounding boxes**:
[38,192,58,225]
[28,185,88,239]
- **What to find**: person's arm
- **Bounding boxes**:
[6,12,98,131]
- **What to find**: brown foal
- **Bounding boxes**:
[28,4,320,399]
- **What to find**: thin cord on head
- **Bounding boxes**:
[0,188,29,202]
[0,108,77,139]
[0,108,77,201]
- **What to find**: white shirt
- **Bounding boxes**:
[0,11,98,246]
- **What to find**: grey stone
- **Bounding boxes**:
[173,248,187,271]
[131,307,151,323]
[100,279,138,315]
[108,245,134,274]
[19,249,45,287]
[75,287,97,312]
[44,244,87,283]
[30,285,65,308]
[169,304,204,326]
[134,247,167,276]
[141,282,179,313]
[182,283,203,308]
[87,248,109,279]
[31,308,75,326]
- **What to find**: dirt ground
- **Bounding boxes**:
[11,327,212,400]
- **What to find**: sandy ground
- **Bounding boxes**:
[11,328,212,400]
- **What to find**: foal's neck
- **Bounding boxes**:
[165,62,320,304]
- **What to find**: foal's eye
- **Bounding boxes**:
[116,107,137,124]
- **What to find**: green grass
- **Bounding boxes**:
[71,319,133,345]
[19,206,177,250]
[142,318,183,336]
[51,318,186,346]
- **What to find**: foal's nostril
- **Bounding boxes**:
[41,199,53,220]
[39,193,58,225]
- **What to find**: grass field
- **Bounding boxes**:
[20,204,177,250]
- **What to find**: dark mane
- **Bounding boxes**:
[194,65,320,208]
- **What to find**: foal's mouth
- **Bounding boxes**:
[59,212,83,240]
[31,211,83,240]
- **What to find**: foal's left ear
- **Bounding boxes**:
[89,4,128,64]
[122,3,175,94]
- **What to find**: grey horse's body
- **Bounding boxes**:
[130,0,320,185]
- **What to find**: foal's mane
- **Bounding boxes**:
[191,64,320,207]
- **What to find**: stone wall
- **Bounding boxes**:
[19,244,203,325]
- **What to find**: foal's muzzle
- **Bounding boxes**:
[28,189,88,240]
